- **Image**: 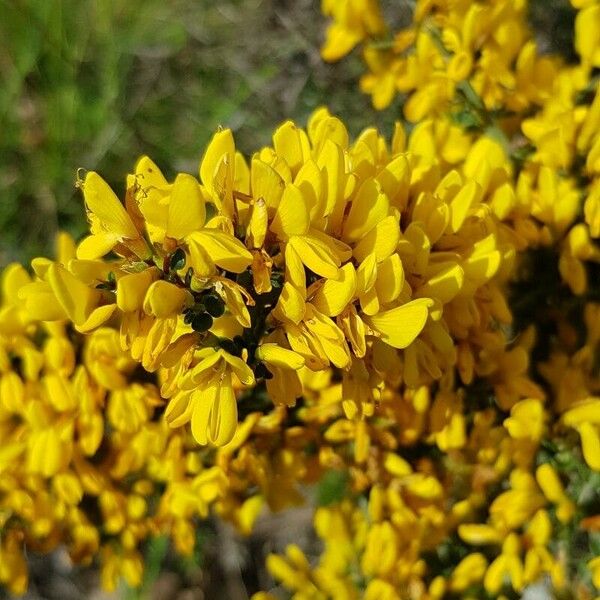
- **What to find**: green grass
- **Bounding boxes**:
[0,0,393,267]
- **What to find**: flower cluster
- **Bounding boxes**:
[321,0,600,115]
[0,0,599,597]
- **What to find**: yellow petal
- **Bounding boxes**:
[490,182,516,220]
[309,228,352,263]
[47,263,102,326]
[342,178,389,242]
[43,372,76,411]
[193,375,238,447]
[384,452,412,476]
[247,198,268,249]
[76,304,117,333]
[483,556,507,594]
[364,298,431,349]
[307,106,331,142]
[180,349,223,390]
[284,243,306,292]
[309,114,349,155]
[359,285,380,316]
[160,333,198,369]
[251,158,285,211]
[450,554,488,592]
[83,172,138,238]
[116,268,159,313]
[143,280,189,318]
[376,154,410,210]
[200,129,235,191]
[55,231,76,264]
[189,230,253,273]
[76,233,120,260]
[579,422,600,471]
[375,254,404,304]
[135,155,168,189]
[67,258,115,285]
[19,281,67,321]
[321,24,362,62]
[191,384,212,446]
[236,495,265,536]
[2,263,31,301]
[272,121,310,175]
[310,263,356,316]
[256,343,305,370]
[270,184,309,239]
[575,5,600,66]
[304,305,350,368]
[28,429,63,477]
[356,253,378,294]
[417,263,464,304]
[187,235,215,277]
[219,283,252,328]
[563,399,600,427]
[504,399,545,441]
[220,350,256,386]
[353,215,400,263]
[536,464,566,503]
[0,371,24,413]
[289,234,340,280]
[458,524,503,545]
[405,473,443,499]
[316,139,346,222]
[272,282,306,325]
[53,472,83,506]
[338,304,367,357]
[294,159,325,220]
[168,173,206,239]
[447,181,480,233]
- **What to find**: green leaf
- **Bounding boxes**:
[317,469,349,506]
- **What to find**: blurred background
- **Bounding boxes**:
[0,0,577,598]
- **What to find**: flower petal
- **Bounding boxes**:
[311,262,356,316]
[189,231,253,273]
[83,172,138,238]
[342,178,389,242]
[270,184,309,239]
[47,263,102,326]
[364,299,431,349]
[168,173,206,239]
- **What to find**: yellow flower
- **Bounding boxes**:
[137,163,253,276]
[588,555,600,590]
[0,263,32,335]
[483,533,524,594]
[359,48,400,110]
[269,177,350,281]
[536,464,576,523]
[166,348,255,446]
[199,128,237,219]
[363,299,431,349]
[256,341,305,406]
[0,531,28,596]
[574,2,600,67]
[449,553,488,592]
[78,171,149,260]
[321,0,386,62]
[504,398,545,441]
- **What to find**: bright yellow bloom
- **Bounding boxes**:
[4,26,600,592]
[321,0,386,62]
[165,348,254,446]
[78,171,149,260]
